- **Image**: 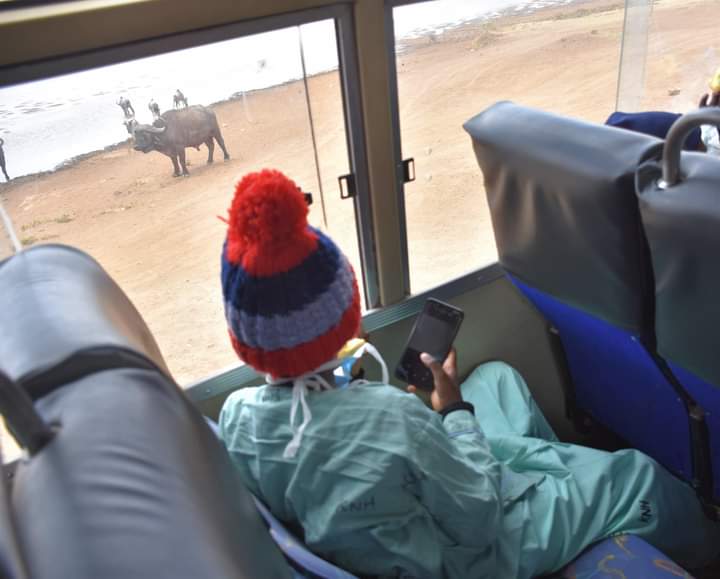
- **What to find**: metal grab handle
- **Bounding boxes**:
[0,371,54,455]
[662,107,720,186]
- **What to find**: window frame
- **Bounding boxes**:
[384,0,503,298]
[384,0,411,298]
[0,2,380,383]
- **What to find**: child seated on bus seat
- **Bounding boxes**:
[217,169,720,579]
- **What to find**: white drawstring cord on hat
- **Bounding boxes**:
[268,360,338,459]
[284,380,311,459]
[268,345,390,459]
[283,371,334,459]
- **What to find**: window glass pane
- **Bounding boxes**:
[0,206,19,461]
[0,18,361,385]
[393,0,625,293]
[0,203,18,261]
[617,0,718,115]
[297,21,365,308]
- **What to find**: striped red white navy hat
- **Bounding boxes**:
[221,169,361,378]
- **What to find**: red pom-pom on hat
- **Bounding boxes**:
[226,169,317,276]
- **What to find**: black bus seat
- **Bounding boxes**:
[637,132,720,506]
[463,102,697,485]
[0,245,292,579]
[0,244,169,401]
[11,368,293,579]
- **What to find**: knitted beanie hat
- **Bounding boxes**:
[221,169,361,378]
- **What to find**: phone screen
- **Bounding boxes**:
[395,299,464,391]
[408,314,458,361]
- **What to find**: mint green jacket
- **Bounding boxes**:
[220,362,719,578]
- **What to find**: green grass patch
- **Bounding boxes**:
[54,213,74,224]
[21,220,43,231]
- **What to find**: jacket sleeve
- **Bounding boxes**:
[406,405,502,550]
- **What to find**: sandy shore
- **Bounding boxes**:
[0,0,715,388]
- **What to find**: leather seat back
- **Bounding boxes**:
[637,152,720,502]
[464,102,692,481]
[0,245,292,579]
[0,245,168,400]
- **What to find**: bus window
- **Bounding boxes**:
[0,18,364,385]
[390,0,625,293]
[616,0,718,115]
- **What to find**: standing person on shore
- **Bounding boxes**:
[0,138,9,182]
[117,96,135,119]
[173,89,188,108]
[218,169,720,579]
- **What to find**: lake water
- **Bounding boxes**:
[0,0,575,179]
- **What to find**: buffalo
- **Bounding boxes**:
[123,118,138,135]
[131,105,230,177]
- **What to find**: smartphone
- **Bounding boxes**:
[395,298,464,391]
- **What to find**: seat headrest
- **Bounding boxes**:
[637,153,720,385]
[11,367,291,579]
[0,244,169,399]
[464,102,662,335]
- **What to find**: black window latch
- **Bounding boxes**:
[338,173,356,199]
[402,158,415,183]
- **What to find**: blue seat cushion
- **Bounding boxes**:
[512,276,692,481]
[551,535,693,578]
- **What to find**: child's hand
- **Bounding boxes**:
[407,349,462,411]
